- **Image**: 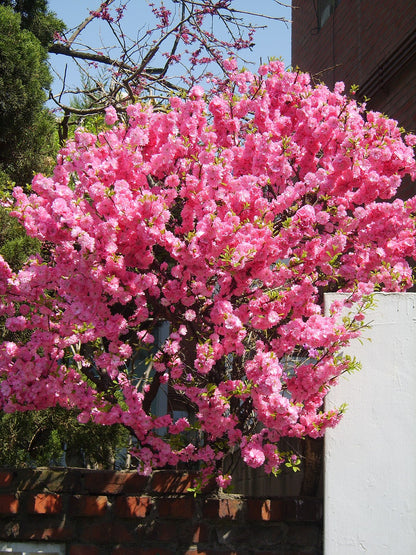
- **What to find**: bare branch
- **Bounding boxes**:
[185,1,290,22]
[47,0,288,129]
[227,8,289,22]
[159,1,187,78]
[66,0,117,47]
[49,43,163,75]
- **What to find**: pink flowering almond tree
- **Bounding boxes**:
[1,61,416,486]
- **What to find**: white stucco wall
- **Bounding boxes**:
[0,542,65,554]
[324,292,416,554]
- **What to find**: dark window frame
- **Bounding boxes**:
[317,0,340,29]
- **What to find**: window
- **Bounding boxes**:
[317,0,340,29]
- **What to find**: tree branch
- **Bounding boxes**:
[49,43,165,74]
[66,0,117,47]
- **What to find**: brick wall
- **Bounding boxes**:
[0,468,322,554]
[292,1,416,133]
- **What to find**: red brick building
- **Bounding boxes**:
[291,1,416,135]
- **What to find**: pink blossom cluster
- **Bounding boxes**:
[0,61,415,481]
[89,3,114,22]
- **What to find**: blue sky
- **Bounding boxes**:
[47,0,292,98]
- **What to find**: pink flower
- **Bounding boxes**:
[184,309,196,321]
[105,106,118,125]
[137,331,155,344]
[242,443,265,468]
[216,474,232,488]
[189,85,204,99]
[6,316,27,331]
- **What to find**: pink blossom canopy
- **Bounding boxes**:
[0,61,415,484]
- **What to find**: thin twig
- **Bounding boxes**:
[66,0,117,47]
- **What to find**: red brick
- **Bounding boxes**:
[203,498,243,520]
[247,498,285,521]
[284,498,323,522]
[151,471,194,493]
[112,549,174,555]
[70,546,101,555]
[292,1,416,133]
[27,493,62,514]
[203,498,219,519]
[24,524,74,541]
[0,470,13,489]
[69,495,108,516]
[151,471,216,494]
[184,551,238,555]
[0,520,19,539]
[81,521,134,544]
[192,523,210,543]
[261,553,301,555]
[84,471,147,494]
[0,494,19,514]
[157,497,194,518]
[218,498,244,519]
[114,495,151,518]
[247,497,322,522]
[147,519,178,541]
[144,519,202,542]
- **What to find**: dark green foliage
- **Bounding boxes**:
[0,5,59,188]
[0,195,132,472]
[0,0,64,47]
[0,5,134,470]
[0,204,40,271]
[0,407,130,469]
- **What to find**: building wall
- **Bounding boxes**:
[292,1,416,133]
[324,293,416,554]
[0,468,323,554]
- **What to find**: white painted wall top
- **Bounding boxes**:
[0,542,65,555]
[324,292,416,554]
